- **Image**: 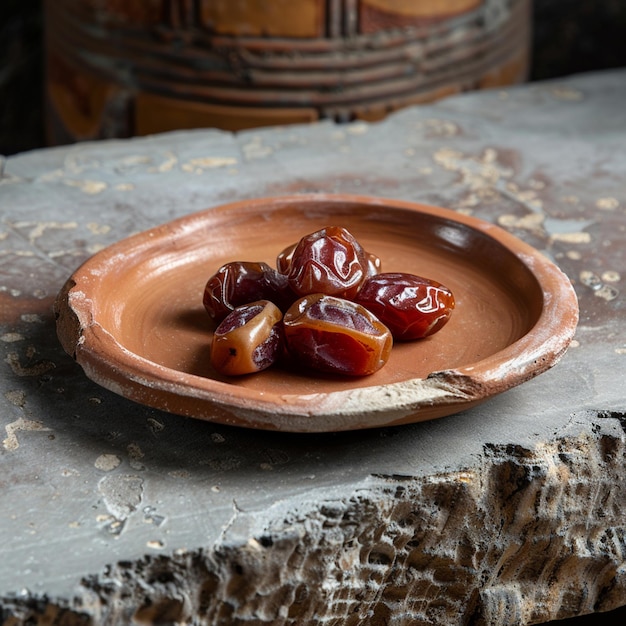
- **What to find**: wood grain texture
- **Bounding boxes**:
[43,0,530,143]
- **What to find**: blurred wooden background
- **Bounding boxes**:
[1,0,625,156]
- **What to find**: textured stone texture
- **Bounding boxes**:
[1,70,626,624]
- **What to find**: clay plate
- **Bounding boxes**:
[55,194,578,432]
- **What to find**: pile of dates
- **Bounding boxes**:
[203,226,455,377]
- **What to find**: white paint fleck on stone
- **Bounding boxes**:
[168,469,190,479]
[20,314,44,324]
[596,197,619,211]
[63,179,107,194]
[550,232,592,244]
[154,151,178,172]
[498,213,545,232]
[94,454,122,472]
[1,332,24,343]
[87,223,111,235]
[4,390,26,407]
[601,271,620,283]
[594,284,619,301]
[3,417,51,451]
[5,351,55,377]
[181,156,238,172]
[242,137,273,160]
[98,474,144,520]
[580,270,603,290]
[550,86,584,101]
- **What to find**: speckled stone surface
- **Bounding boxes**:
[1,70,625,625]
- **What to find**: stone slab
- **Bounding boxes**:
[1,69,625,625]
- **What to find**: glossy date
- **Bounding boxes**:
[283,294,393,376]
[355,272,455,340]
[203,261,294,323]
[210,300,284,376]
[202,226,455,378]
[286,226,372,299]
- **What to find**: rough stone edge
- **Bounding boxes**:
[2,411,625,626]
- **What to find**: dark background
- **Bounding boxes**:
[2,0,626,156]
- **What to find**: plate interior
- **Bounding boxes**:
[94,200,542,396]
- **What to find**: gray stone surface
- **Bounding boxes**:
[1,69,625,625]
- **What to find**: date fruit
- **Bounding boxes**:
[283,294,393,376]
[354,272,455,340]
[203,226,455,379]
[278,240,381,280]
[286,226,372,299]
[276,242,296,275]
[365,251,382,278]
[203,261,293,323]
[210,300,284,376]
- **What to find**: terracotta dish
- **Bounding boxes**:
[55,195,579,432]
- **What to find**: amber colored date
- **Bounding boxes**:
[283,294,393,376]
[355,272,455,340]
[210,300,283,376]
[203,261,294,323]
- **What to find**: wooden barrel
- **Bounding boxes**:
[44,0,531,145]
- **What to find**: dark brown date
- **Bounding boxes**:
[365,251,382,278]
[354,272,455,340]
[283,294,393,376]
[276,242,296,275]
[210,300,283,376]
[203,261,294,323]
[286,226,371,299]
[278,240,381,279]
